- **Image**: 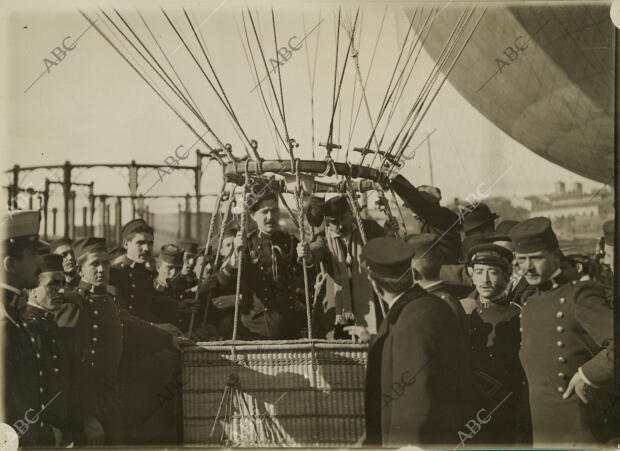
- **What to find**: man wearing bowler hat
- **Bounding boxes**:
[510,217,617,446]
[362,236,470,447]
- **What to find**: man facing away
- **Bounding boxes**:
[362,236,471,447]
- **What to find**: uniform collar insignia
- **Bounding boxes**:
[78,280,107,294]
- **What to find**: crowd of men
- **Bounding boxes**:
[0,173,617,448]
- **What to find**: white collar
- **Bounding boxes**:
[419,280,443,291]
[0,281,22,296]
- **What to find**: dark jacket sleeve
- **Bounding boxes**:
[390,174,459,230]
[151,289,179,324]
[118,310,173,353]
[573,281,614,385]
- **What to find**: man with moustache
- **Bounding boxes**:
[220,183,315,339]
[1,210,63,446]
[510,217,617,446]
[50,237,79,289]
[307,195,385,339]
[109,219,181,330]
[20,254,73,446]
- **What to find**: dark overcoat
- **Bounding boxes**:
[364,285,472,447]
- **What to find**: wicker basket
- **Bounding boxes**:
[182,339,368,447]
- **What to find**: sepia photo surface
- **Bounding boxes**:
[1,0,618,449]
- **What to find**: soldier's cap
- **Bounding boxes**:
[248,179,279,213]
[323,195,351,221]
[178,240,198,255]
[40,253,64,273]
[305,196,326,227]
[121,218,153,239]
[461,234,489,259]
[462,202,499,234]
[74,237,108,260]
[1,210,40,244]
[508,217,559,254]
[495,220,520,236]
[405,233,440,260]
[49,237,73,253]
[159,243,184,266]
[362,237,415,279]
[108,246,126,260]
[603,219,614,246]
[417,185,442,204]
[466,235,514,269]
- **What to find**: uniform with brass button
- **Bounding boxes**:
[1,210,61,446]
[510,217,617,445]
[20,253,72,444]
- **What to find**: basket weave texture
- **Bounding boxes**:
[182,339,368,446]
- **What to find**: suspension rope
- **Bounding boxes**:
[302,11,322,159]
[79,10,217,153]
[271,9,292,156]
[188,178,227,337]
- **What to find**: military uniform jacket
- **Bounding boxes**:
[218,229,306,339]
[1,287,56,446]
[19,303,71,439]
[519,273,616,445]
[154,278,191,331]
[110,256,178,324]
[364,285,471,447]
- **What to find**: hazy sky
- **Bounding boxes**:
[1,0,609,219]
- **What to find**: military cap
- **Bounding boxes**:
[73,237,107,260]
[323,195,350,221]
[108,246,126,260]
[305,196,326,227]
[247,179,279,212]
[38,239,51,255]
[121,218,153,239]
[40,253,64,272]
[159,244,184,266]
[196,245,206,256]
[461,234,489,259]
[178,240,198,255]
[603,219,614,246]
[362,237,415,278]
[49,237,73,253]
[508,217,559,254]
[466,235,514,269]
[1,210,40,243]
[496,220,519,236]
[462,202,499,234]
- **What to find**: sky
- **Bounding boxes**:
[0,0,611,223]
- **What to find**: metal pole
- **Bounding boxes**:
[115,197,122,244]
[131,197,136,219]
[43,179,50,240]
[177,203,182,238]
[184,193,191,239]
[62,161,72,238]
[52,207,58,236]
[106,204,111,242]
[195,150,202,242]
[99,196,106,237]
[82,206,88,237]
[70,190,76,239]
[11,165,19,210]
[88,182,95,236]
[28,189,34,210]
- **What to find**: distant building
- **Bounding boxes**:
[524,181,613,240]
